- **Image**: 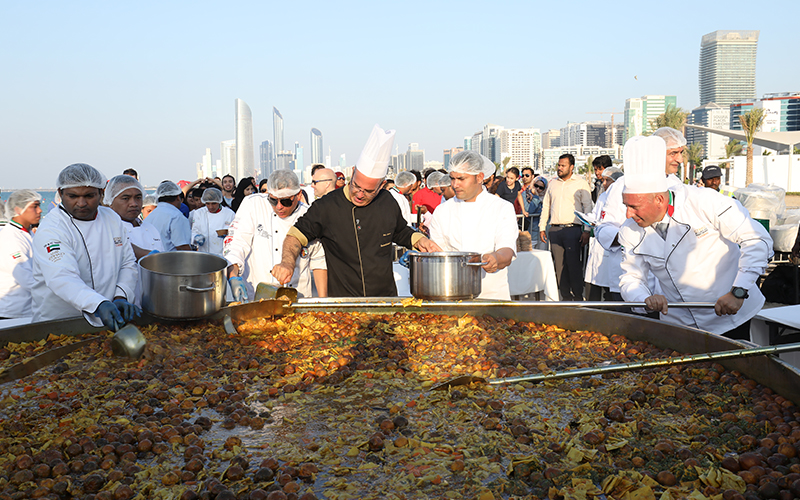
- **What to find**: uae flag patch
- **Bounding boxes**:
[46,242,61,253]
[11,252,22,260]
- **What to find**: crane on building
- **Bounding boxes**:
[587,111,623,148]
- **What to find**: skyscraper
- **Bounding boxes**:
[687,103,731,159]
[295,142,304,171]
[273,107,284,167]
[220,140,236,178]
[624,95,677,140]
[235,99,255,179]
[260,140,274,179]
[310,128,323,164]
[699,30,759,107]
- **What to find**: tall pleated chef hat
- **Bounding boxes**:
[622,136,667,194]
[355,124,396,179]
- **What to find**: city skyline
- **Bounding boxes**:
[1,1,798,189]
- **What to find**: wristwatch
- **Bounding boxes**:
[731,287,749,299]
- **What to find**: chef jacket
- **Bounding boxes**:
[388,187,413,226]
[224,194,325,299]
[288,188,422,297]
[146,202,192,251]
[123,220,164,307]
[429,189,518,300]
[0,221,35,318]
[583,189,614,288]
[595,174,681,294]
[618,183,773,335]
[191,206,236,256]
[31,206,138,326]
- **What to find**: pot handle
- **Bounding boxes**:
[181,284,216,293]
[462,262,489,267]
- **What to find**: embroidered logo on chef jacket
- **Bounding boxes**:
[356,219,361,231]
[256,224,271,239]
[600,210,606,220]
[301,247,308,258]
[694,226,709,238]
[113,237,123,246]
[45,242,60,253]
[11,252,22,260]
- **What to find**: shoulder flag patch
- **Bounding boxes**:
[46,242,61,253]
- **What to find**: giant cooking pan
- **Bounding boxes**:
[2,298,799,403]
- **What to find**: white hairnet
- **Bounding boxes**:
[201,187,223,204]
[449,150,495,177]
[267,169,301,199]
[143,194,157,207]
[652,127,687,149]
[57,163,106,190]
[427,172,450,188]
[103,175,144,205]
[395,171,416,188]
[155,181,182,199]
[5,189,41,220]
[601,166,624,181]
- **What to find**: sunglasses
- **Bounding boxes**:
[312,179,334,185]
[268,196,294,207]
[522,174,531,178]
[534,184,545,190]
[260,188,268,193]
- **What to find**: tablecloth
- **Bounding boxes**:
[507,250,559,301]
[750,305,800,369]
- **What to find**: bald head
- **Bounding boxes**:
[312,168,337,198]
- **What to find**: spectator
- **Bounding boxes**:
[539,153,593,301]
[146,181,193,251]
[523,176,548,250]
[335,172,346,189]
[258,178,268,194]
[0,190,42,319]
[495,167,522,211]
[221,174,236,207]
[231,177,257,212]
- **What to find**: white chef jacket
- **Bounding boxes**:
[123,220,164,307]
[429,189,518,300]
[618,183,773,335]
[146,202,192,251]
[191,206,236,256]
[388,187,414,226]
[31,206,138,326]
[0,222,35,318]
[595,174,681,293]
[584,189,613,288]
[223,194,325,298]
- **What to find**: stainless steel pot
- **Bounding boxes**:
[139,251,228,319]
[408,252,485,300]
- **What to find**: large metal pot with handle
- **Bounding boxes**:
[139,251,228,319]
[408,251,484,300]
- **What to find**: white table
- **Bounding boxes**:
[393,262,412,297]
[507,250,559,301]
[750,305,800,369]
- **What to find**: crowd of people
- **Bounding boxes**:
[1,125,798,339]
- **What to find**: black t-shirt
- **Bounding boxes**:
[495,181,520,205]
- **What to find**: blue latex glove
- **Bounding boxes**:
[147,249,160,256]
[193,234,206,246]
[229,277,248,302]
[113,298,142,323]
[398,251,412,269]
[95,301,124,331]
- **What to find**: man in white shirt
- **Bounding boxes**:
[388,171,415,226]
[31,164,140,330]
[538,154,593,301]
[225,170,327,301]
[146,181,193,251]
[618,135,772,339]
[429,151,518,300]
[0,190,42,319]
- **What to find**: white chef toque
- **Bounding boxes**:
[622,136,668,194]
[355,124,396,180]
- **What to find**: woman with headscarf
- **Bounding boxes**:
[0,190,42,319]
[230,177,257,212]
[191,188,236,256]
[523,176,548,250]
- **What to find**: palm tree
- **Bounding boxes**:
[720,138,744,178]
[685,143,705,181]
[648,104,688,135]
[739,108,766,185]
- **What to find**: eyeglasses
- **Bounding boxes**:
[312,179,334,185]
[350,179,378,196]
[268,196,294,207]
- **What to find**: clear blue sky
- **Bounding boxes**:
[1,0,797,189]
